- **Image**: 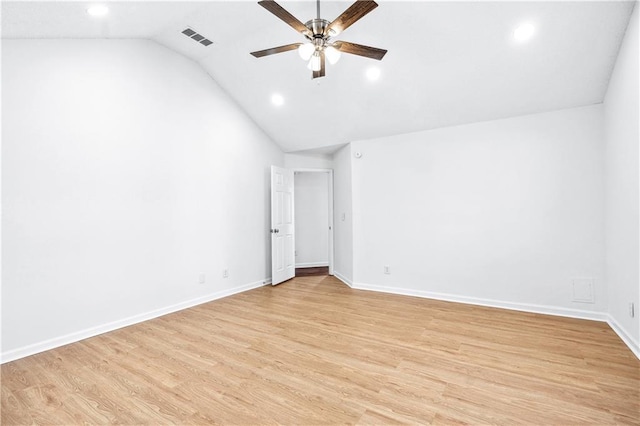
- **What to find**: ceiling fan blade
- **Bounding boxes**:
[312,52,326,79]
[334,41,387,60]
[258,0,311,36]
[250,43,302,58]
[325,0,378,37]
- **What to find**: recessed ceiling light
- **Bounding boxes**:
[271,93,284,106]
[366,67,381,81]
[513,22,535,42]
[87,5,109,17]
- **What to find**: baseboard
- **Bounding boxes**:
[333,271,353,288]
[295,262,329,268]
[352,282,609,323]
[606,315,640,360]
[1,278,270,364]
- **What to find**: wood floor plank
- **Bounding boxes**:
[2,275,638,425]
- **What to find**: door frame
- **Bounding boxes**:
[292,168,334,276]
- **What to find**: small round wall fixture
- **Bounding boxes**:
[354,151,362,159]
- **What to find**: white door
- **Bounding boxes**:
[271,166,295,285]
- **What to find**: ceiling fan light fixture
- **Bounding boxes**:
[325,45,341,65]
[308,52,322,71]
[298,42,315,60]
[250,0,387,79]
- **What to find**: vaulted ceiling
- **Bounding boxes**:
[2,1,636,153]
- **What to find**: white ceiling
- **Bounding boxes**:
[2,1,635,153]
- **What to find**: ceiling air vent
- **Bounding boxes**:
[181,27,213,47]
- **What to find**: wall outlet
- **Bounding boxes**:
[223,269,229,278]
[630,302,635,318]
[384,265,390,275]
[198,273,205,284]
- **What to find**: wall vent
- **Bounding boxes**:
[572,277,595,303]
[181,27,213,47]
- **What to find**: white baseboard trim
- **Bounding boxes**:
[295,262,329,268]
[1,278,270,364]
[352,282,609,323]
[333,271,353,288]
[606,315,640,360]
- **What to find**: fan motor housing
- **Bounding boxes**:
[305,18,331,38]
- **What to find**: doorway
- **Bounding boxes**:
[293,169,334,277]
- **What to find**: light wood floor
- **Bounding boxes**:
[2,276,639,425]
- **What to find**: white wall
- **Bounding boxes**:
[351,105,606,317]
[294,172,329,267]
[332,145,354,285]
[284,153,333,170]
[1,40,283,361]
[604,3,639,353]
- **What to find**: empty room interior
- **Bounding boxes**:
[1,0,639,424]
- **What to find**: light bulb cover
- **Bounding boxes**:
[325,45,341,65]
[298,43,315,61]
[307,52,322,71]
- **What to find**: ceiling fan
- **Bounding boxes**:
[250,0,387,79]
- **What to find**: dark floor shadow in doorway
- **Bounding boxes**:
[295,266,329,277]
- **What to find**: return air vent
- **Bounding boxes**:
[181,27,213,47]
